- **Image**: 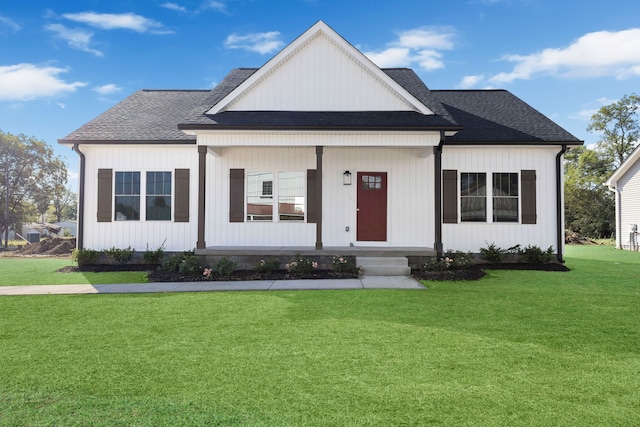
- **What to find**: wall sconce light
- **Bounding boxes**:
[343,170,352,185]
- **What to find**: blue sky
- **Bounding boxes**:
[2,0,640,190]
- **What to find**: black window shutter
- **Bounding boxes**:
[442,169,458,224]
[174,169,189,222]
[229,169,245,222]
[97,169,112,222]
[307,169,317,223]
[521,170,537,224]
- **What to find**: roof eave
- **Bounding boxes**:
[58,139,196,147]
[177,124,464,132]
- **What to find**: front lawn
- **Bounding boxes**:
[0,245,639,425]
[0,257,148,286]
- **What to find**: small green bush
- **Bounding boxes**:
[285,254,318,275]
[518,245,554,264]
[213,257,237,279]
[331,255,361,275]
[162,251,203,275]
[72,248,99,266]
[143,242,165,265]
[480,243,507,264]
[104,246,134,265]
[255,258,281,274]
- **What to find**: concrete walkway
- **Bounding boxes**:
[0,276,425,296]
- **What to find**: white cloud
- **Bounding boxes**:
[457,75,485,89]
[199,1,227,12]
[364,27,456,71]
[161,2,187,12]
[224,31,284,55]
[63,12,171,34]
[489,28,640,84]
[0,15,20,32]
[0,64,87,101]
[93,83,122,95]
[45,23,103,57]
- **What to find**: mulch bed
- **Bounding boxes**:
[412,262,570,281]
[59,262,569,282]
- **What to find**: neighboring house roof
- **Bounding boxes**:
[59,90,211,145]
[606,143,640,189]
[431,90,582,144]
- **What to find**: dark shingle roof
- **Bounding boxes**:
[431,90,581,144]
[59,90,211,144]
[59,68,580,145]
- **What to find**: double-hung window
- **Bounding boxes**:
[146,171,172,221]
[492,173,519,222]
[246,171,305,222]
[460,172,486,222]
[114,172,140,221]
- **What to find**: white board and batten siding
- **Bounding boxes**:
[221,29,426,114]
[82,145,199,252]
[205,145,435,248]
[442,146,561,253]
[616,159,640,248]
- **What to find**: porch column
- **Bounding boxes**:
[315,146,323,250]
[197,146,207,250]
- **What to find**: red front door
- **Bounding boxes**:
[357,172,387,241]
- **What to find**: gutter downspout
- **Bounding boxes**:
[434,130,445,259]
[556,144,568,263]
[72,143,85,250]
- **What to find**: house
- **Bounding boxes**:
[606,145,640,250]
[59,21,581,262]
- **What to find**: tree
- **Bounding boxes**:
[587,94,640,168]
[564,146,615,238]
[0,130,69,247]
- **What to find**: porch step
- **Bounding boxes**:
[356,256,411,276]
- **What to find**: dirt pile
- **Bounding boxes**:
[16,237,76,256]
[565,230,597,245]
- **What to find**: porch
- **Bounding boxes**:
[195,246,437,270]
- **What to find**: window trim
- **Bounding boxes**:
[112,170,175,222]
[457,170,524,224]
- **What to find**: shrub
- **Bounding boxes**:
[285,254,318,275]
[72,248,99,266]
[255,258,281,274]
[518,245,554,264]
[213,257,236,278]
[143,242,165,265]
[331,255,360,275]
[162,251,203,275]
[479,243,507,264]
[421,256,451,272]
[104,246,134,265]
[444,250,475,269]
[480,243,525,264]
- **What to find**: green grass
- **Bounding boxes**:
[0,245,639,425]
[0,257,148,286]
